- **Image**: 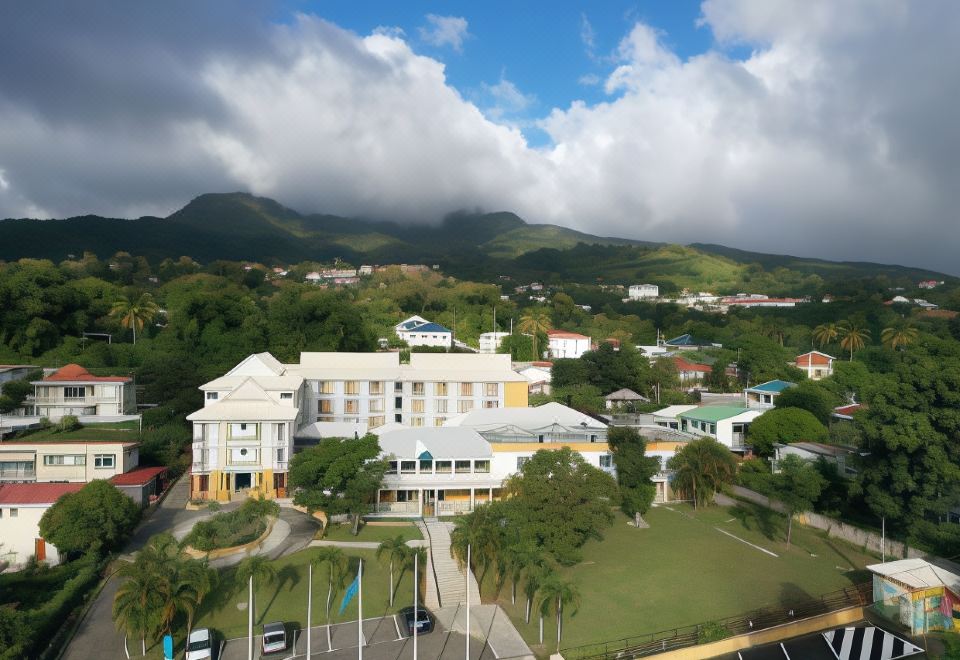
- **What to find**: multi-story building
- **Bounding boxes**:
[547,330,591,359]
[187,351,528,501]
[478,332,510,354]
[0,440,139,483]
[27,364,136,421]
[628,284,659,300]
[395,315,453,348]
[677,406,764,451]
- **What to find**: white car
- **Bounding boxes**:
[261,622,287,655]
[185,628,213,660]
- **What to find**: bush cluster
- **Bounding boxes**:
[183,498,279,551]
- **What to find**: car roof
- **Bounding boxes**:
[189,628,210,641]
[263,622,285,633]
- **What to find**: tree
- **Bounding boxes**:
[289,434,387,534]
[450,503,502,593]
[110,292,160,344]
[812,323,840,348]
[39,480,140,556]
[838,321,871,360]
[313,547,348,649]
[881,320,919,350]
[550,383,604,414]
[236,554,277,644]
[762,455,826,544]
[607,427,660,519]
[538,575,581,651]
[376,535,409,607]
[518,309,552,360]
[774,381,837,424]
[113,567,164,655]
[550,359,592,389]
[747,407,829,456]
[666,438,737,509]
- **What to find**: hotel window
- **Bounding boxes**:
[411,399,425,413]
[9,508,17,518]
[434,417,446,427]
[599,455,613,468]
[400,461,416,474]
[395,382,404,393]
[484,383,499,397]
[64,386,85,399]
[277,448,285,462]
[436,399,448,414]
[206,391,219,401]
[395,413,402,423]
[318,400,333,414]
[474,460,490,473]
[369,381,384,395]
[369,399,384,413]
[435,382,448,396]
[420,459,433,473]
[458,400,474,414]
[412,382,425,396]
[319,381,335,394]
[411,417,425,427]
[280,392,293,400]
[368,416,385,428]
[94,454,115,468]
[43,455,85,466]
[344,381,360,395]
[386,461,398,474]
[435,460,452,474]
[455,460,472,474]
[344,400,359,414]
[483,401,499,409]
[459,382,474,397]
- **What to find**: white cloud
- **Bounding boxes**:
[578,73,601,86]
[479,76,537,121]
[418,14,469,52]
[580,13,597,59]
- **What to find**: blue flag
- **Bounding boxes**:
[338,572,360,615]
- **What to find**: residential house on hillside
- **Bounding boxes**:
[187,351,528,501]
[652,404,699,430]
[395,315,453,348]
[26,364,136,421]
[628,284,659,300]
[604,388,649,411]
[479,332,510,354]
[794,351,835,380]
[662,334,721,351]
[677,406,764,451]
[0,482,84,567]
[673,356,712,387]
[0,440,139,483]
[547,330,591,359]
[832,402,865,421]
[744,380,796,409]
[772,442,857,478]
[515,361,552,395]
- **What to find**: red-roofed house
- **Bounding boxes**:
[833,403,865,421]
[111,466,168,507]
[794,351,835,380]
[29,364,135,421]
[673,356,712,385]
[0,482,83,566]
[547,330,591,359]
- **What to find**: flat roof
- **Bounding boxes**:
[679,406,753,422]
[746,380,796,393]
[110,466,168,486]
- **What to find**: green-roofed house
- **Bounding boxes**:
[677,405,765,452]
[744,380,796,410]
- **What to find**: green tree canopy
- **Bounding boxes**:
[756,455,826,544]
[607,427,661,517]
[666,437,738,509]
[39,480,140,556]
[747,407,828,456]
[773,381,838,424]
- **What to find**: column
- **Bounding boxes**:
[488,486,493,502]
[469,488,475,512]
[418,489,424,517]
[375,489,380,514]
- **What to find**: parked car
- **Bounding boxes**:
[185,628,214,660]
[262,622,287,655]
[399,606,434,635]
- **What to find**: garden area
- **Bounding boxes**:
[183,498,279,551]
[322,520,422,544]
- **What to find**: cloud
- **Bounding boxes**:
[418,14,469,52]
[580,13,598,60]
[578,73,601,86]
[0,1,958,274]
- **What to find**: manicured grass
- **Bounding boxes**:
[192,548,419,641]
[323,521,422,544]
[484,503,878,656]
[16,421,138,442]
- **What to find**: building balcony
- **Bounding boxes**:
[0,468,36,481]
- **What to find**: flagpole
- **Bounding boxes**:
[307,562,313,659]
[358,559,363,660]
[414,551,419,660]
[248,574,254,660]
[466,544,471,660]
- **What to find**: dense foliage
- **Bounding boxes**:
[667,438,738,509]
[607,427,661,517]
[38,481,141,557]
[746,407,829,456]
[182,498,279,551]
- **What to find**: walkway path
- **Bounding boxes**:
[421,518,480,609]
[309,539,429,550]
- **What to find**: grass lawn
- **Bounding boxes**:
[16,421,139,442]
[484,503,878,656]
[323,521,422,544]
[192,547,419,641]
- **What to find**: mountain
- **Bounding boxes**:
[1,192,953,290]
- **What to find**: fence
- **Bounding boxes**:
[560,582,872,659]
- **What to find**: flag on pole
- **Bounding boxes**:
[339,571,361,615]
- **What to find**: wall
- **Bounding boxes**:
[0,505,61,566]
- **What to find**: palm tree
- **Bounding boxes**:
[450,506,501,594]
[538,576,581,652]
[881,320,918,350]
[110,292,160,345]
[313,547,348,650]
[376,535,409,607]
[518,309,553,360]
[498,541,540,606]
[236,554,277,654]
[811,322,840,348]
[838,321,871,361]
[666,438,737,509]
[113,569,164,655]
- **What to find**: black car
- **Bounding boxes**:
[399,606,433,635]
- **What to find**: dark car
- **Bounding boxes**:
[261,622,287,655]
[399,606,433,635]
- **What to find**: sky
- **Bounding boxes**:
[1,1,958,274]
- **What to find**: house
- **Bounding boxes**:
[795,351,835,380]
[187,351,528,501]
[0,482,84,567]
[25,364,136,422]
[673,356,712,386]
[652,405,699,430]
[628,284,659,300]
[918,280,942,289]
[832,402,864,421]
[479,332,510,354]
[0,365,37,385]
[772,442,857,477]
[677,406,764,451]
[395,315,453,348]
[718,296,805,309]
[869,558,960,634]
[305,272,322,282]
[547,330,591,359]
[0,440,139,483]
[109,466,169,508]
[744,380,796,409]
[515,361,552,395]
[662,334,720,351]
[604,388,649,411]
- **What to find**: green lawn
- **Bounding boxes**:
[192,548,419,641]
[484,503,878,656]
[16,421,139,442]
[323,521,422,544]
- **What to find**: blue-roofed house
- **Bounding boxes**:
[744,380,796,409]
[395,315,453,348]
[662,333,721,351]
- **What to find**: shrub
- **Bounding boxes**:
[57,415,82,433]
[697,621,730,644]
[182,498,278,551]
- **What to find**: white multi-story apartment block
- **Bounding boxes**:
[186,352,528,501]
[27,364,136,421]
[478,332,510,354]
[628,284,659,300]
[547,330,591,359]
[395,315,453,348]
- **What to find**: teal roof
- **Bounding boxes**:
[665,333,713,346]
[679,406,751,422]
[746,380,796,393]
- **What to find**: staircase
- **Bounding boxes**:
[419,518,480,609]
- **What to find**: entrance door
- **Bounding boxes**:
[234,472,252,492]
[423,489,435,517]
[35,538,46,562]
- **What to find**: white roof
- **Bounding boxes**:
[445,402,606,431]
[225,352,286,377]
[868,558,960,593]
[285,351,526,382]
[376,427,492,459]
[186,402,298,422]
[652,405,698,419]
[200,374,303,391]
[295,421,369,440]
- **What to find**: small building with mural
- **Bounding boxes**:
[868,558,960,635]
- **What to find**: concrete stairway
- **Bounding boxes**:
[420,517,480,609]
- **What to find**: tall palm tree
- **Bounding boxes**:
[881,320,919,350]
[313,547,348,650]
[518,309,553,361]
[450,506,501,594]
[376,535,409,607]
[113,569,164,655]
[523,564,549,626]
[498,541,540,606]
[236,554,277,654]
[811,322,840,348]
[666,438,737,509]
[538,576,581,652]
[838,321,871,361]
[110,292,160,345]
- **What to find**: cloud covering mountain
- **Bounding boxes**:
[1,1,958,273]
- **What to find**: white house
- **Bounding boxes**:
[547,330,591,359]
[479,332,510,354]
[28,364,136,421]
[515,361,553,395]
[0,482,84,567]
[0,440,139,483]
[628,284,659,300]
[652,405,699,430]
[677,406,764,451]
[395,315,453,348]
[772,442,857,478]
[794,351,835,380]
[744,380,796,409]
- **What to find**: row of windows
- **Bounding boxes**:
[318,399,499,416]
[387,459,490,475]
[207,391,294,401]
[316,382,500,397]
[0,508,17,518]
[42,454,115,468]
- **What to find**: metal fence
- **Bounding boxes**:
[560,582,872,659]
